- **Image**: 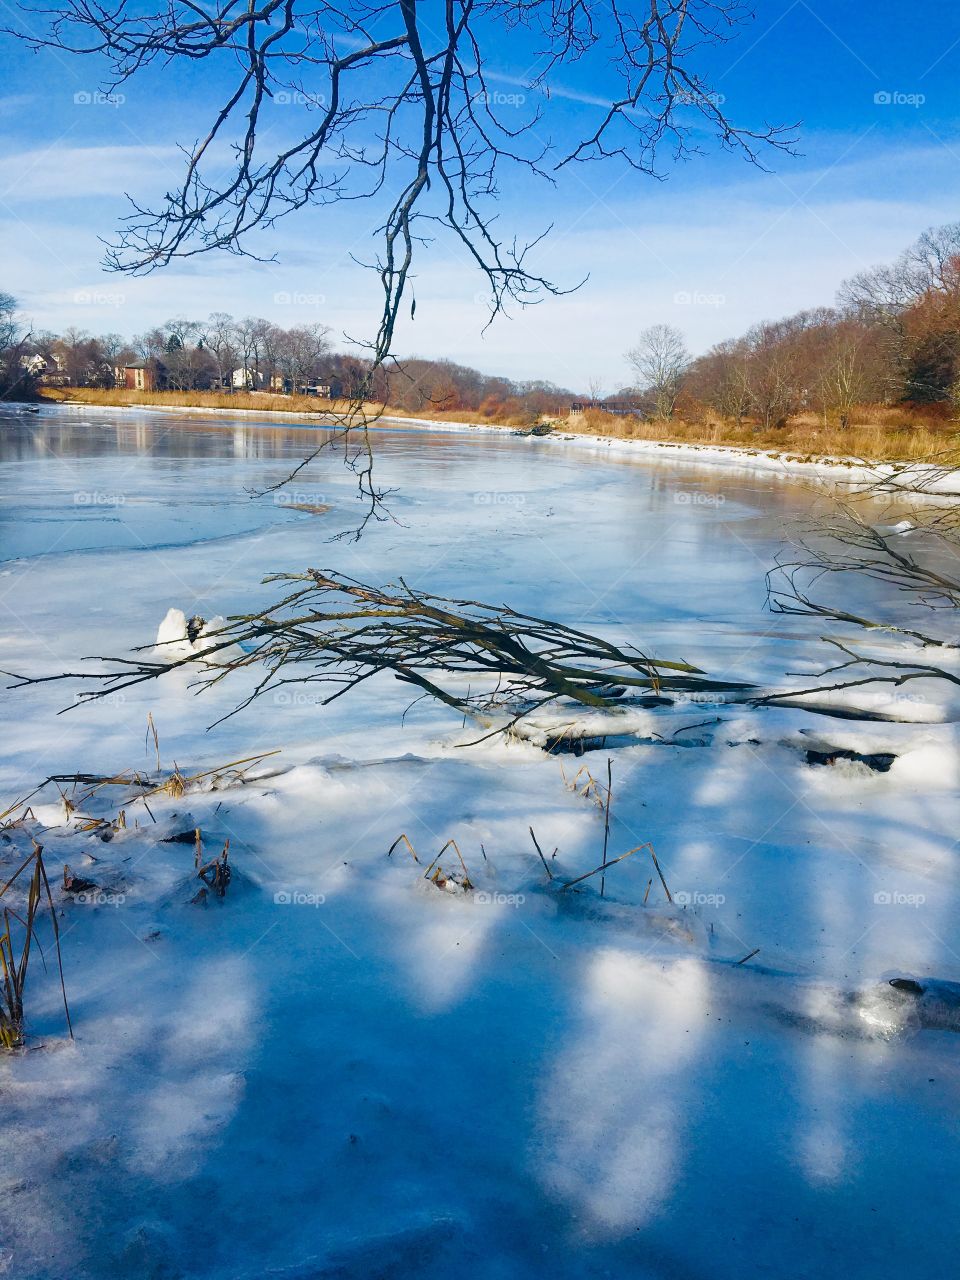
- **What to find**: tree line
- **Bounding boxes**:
[5,221,960,426]
[625,222,960,429]
[0,305,577,422]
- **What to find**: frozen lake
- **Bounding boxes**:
[1,404,958,1279]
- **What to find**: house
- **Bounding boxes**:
[123,362,158,392]
[232,367,265,390]
[20,354,48,378]
[32,350,70,386]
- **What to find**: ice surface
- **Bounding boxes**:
[1,404,958,1279]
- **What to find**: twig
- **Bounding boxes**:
[650,846,673,904]
[146,711,160,771]
[387,833,420,864]
[600,757,612,898]
[560,842,648,891]
[529,826,554,880]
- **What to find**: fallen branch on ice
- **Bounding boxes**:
[4,570,754,740]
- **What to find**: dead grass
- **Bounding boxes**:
[568,407,959,464]
[41,386,535,428]
[387,833,474,892]
[386,404,537,428]
[42,386,363,417]
[0,841,72,1049]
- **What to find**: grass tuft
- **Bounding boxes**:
[0,841,72,1049]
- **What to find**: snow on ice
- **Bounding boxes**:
[1,405,959,1279]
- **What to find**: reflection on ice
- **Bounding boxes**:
[795,1030,855,1186]
[539,951,708,1233]
[855,976,960,1036]
[378,889,492,1012]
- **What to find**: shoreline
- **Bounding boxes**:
[34,396,960,495]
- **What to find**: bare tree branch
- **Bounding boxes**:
[10,0,796,528]
[4,570,755,734]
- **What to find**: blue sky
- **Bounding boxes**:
[1,0,959,390]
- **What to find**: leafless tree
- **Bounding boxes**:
[587,376,605,405]
[0,292,22,353]
[96,332,131,364]
[686,335,752,425]
[813,321,883,430]
[626,323,689,419]
[54,327,100,386]
[272,323,333,390]
[133,327,167,362]
[742,318,806,429]
[0,292,36,398]
[164,339,218,391]
[163,317,202,347]
[13,0,794,529]
[230,316,267,389]
[837,222,960,405]
[201,312,241,389]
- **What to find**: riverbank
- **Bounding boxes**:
[38,390,960,494]
[43,387,959,465]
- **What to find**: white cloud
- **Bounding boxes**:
[0,93,35,117]
[3,136,960,390]
[0,143,183,201]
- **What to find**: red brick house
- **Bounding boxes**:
[123,362,160,392]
